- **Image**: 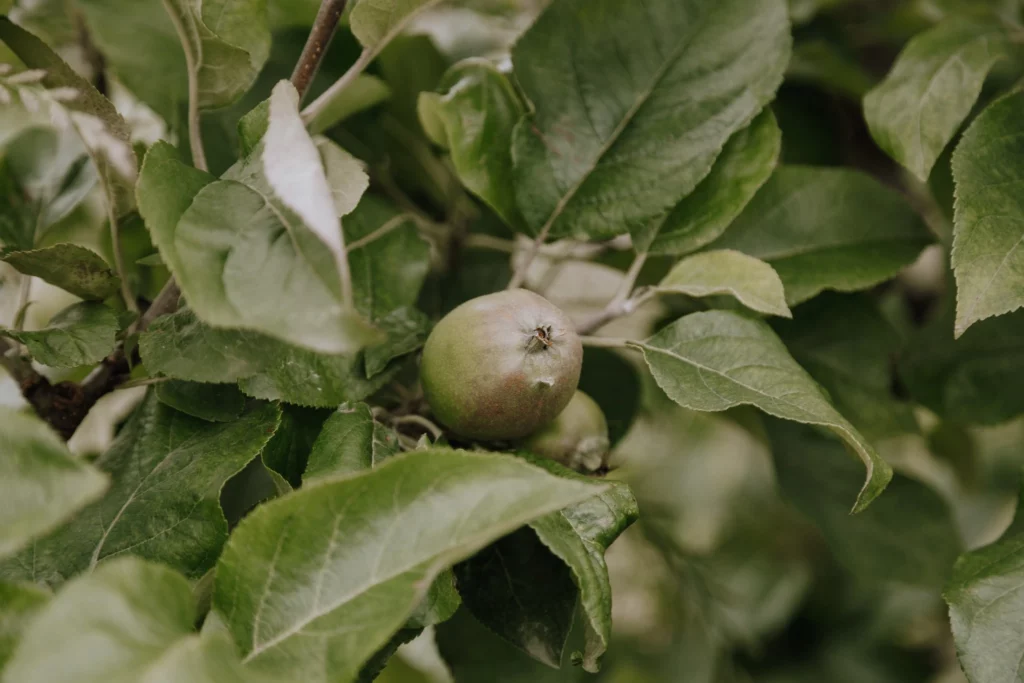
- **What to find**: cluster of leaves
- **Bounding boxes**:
[3,0,1024,681]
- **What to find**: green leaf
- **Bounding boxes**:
[0,302,118,368]
[156,380,247,422]
[139,308,404,408]
[0,582,49,670]
[1,557,267,683]
[511,0,791,240]
[529,479,639,673]
[768,420,961,589]
[260,405,332,488]
[0,156,38,252]
[418,59,525,229]
[212,448,606,683]
[706,166,933,305]
[363,307,431,379]
[0,408,107,560]
[1,244,121,300]
[946,476,1024,682]
[304,404,402,483]
[645,109,781,255]
[345,197,431,321]
[146,84,381,354]
[653,249,791,318]
[901,303,1024,426]
[307,75,391,136]
[630,310,892,512]
[319,138,370,219]
[773,293,918,440]
[0,16,136,211]
[350,0,446,50]
[863,17,1014,181]
[0,393,280,587]
[161,0,271,110]
[454,527,579,669]
[951,90,1024,337]
[787,40,875,100]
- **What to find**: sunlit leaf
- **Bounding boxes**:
[653,250,791,318]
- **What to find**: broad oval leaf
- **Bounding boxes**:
[864,17,1014,181]
[653,249,791,318]
[212,448,606,683]
[946,481,1024,683]
[1,557,264,683]
[0,408,107,560]
[454,527,579,669]
[706,166,933,305]
[511,0,791,240]
[645,108,781,255]
[419,59,525,229]
[951,90,1024,337]
[162,0,271,109]
[1,244,121,301]
[1,302,118,368]
[629,310,892,511]
[0,393,280,587]
[529,477,639,673]
[304,404,401,483]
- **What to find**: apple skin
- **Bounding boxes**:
[521,390,610,472]
[420,289,583,441]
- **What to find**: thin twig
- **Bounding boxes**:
[345,214,413,252]
[161,0,208,172]
[138,279,180,330]
[612,251,647,307]
[291,0,349,102]
[13,274,31,331]
[507,221,552,289]
[579,336,634,349]
[391,414,444,440]
[576,288,657,336]
[105,186,138,313]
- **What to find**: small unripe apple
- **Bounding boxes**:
[521,390,610,473]
[420,289,583,441]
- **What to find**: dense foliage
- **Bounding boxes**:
[2,0,1024,681]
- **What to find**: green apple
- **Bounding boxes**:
[521,390,610,472]
[420,289,583,441]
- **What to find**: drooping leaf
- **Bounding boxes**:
[455,527,579,669]
[304,403,402,483]
[0,17,136,210]
[951,90,1024,337]
[645,109,781,255]
[212,448,605,683]
[630,310,892,511]
[946,478,1024,683]
[144,86,381,354]
[863,17,1014,181]
[0,581,49,670]
[0,557,268,683]
[1,244,121,300]
[768,420,961,589]
[773,293,918,440]
[511,0,791,240]
[1,302,118,368]
[155,380,247,422]
[161,0,271,110]
[653,249,791,318]
[419,59,525,229]
[529,478,639,672]
[707,166,933,304]
[0,393,280,587]
[0,408,107,560]
[901,303,1024,426]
